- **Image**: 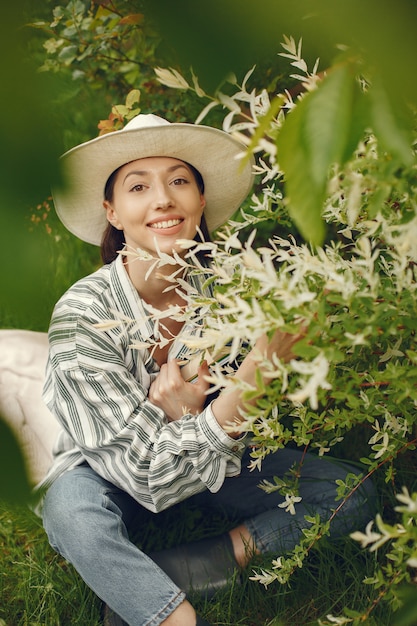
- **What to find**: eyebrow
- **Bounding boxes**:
[122,163,190,184]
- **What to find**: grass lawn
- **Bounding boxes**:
[0,473,401,626]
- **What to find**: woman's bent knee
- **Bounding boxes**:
[42,465,117,557]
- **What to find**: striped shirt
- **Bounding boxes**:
[38,254,245,513]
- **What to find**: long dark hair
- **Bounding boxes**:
[101,161,211,265]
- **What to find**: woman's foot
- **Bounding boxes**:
[149,532,239,598]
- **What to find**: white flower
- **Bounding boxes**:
[350,520,383,549]
[395,486,417,514]
[350,515,402,552]
[344,332,368,347]
[247,457,264,472]
[249,568,277,588]
[318,445,331,456]
[190,69,207,98]
[321,615,353,625]
[287,353,332,410]
[94,319,124,330]
[406,555,417,568]
[368,429,390,459]
[278,493,302,515]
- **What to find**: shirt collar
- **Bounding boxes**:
[110,253,213,356]
[109,253,153,341]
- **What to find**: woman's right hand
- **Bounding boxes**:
[149,359,210,422]
[253,326,305,364]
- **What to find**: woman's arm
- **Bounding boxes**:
[149,328,304,437]
[211,329,303,437]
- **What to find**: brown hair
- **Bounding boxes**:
[100,161,210,265]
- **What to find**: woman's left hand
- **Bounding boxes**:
[148,359,211,422]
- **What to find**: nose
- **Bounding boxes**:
[152,182,174,210]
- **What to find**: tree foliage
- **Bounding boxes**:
[135,39,417,626]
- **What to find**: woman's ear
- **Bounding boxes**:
[103,200,123,230]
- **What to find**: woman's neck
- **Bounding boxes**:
[123,254,185,310]
[122,254,187,366]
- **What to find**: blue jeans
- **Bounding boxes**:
[42,449,374,625]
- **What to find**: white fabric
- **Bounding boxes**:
[0,329,59,485]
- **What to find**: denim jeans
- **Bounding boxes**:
[42,448,374,625]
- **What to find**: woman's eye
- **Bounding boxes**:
[130,183,144,192]
[173,177,188,186]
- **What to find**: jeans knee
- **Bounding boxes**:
[43,484,81,554]
[42,467,107,558]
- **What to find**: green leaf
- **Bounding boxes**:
[58,44,78,65]
[292,340,320,359]
[367,81,414,166]
[276,105,326,245]
[302,64,357,187]
[340,83,370,164]
[112,104,130,117]
[126,88,141,109]
[276,61,366,246]
[392,583,417,626]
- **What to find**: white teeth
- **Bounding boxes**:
[150,219,181,229]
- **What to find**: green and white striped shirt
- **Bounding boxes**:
[39,254,245,513]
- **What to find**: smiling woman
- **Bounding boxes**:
[103,157,206,259]
[102,156,208,264]
[36,113,374,626]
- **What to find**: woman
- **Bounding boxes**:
[39,114,373,626]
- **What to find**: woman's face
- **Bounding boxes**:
[103,156,206,257]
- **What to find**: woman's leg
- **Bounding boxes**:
[149,449,375,591]
[42,465,188,626]
[238,449,375,556]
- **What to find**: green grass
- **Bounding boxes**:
[0,491,398,626]
[0,504,101,625]
[2,427,413,625]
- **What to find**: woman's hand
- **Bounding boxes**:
[148,359,211,422]
[253,327,305,364]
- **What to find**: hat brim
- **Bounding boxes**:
[52,123,254,246]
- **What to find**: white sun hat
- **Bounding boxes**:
[52,113,255,246]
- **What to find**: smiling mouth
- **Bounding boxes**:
[149,219,183,229]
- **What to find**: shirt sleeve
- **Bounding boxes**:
[45,312,246,513]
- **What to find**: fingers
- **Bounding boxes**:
[148,358,209,420]
[152,360,183,395]
[195,360,211,392]
[254,326,307,364]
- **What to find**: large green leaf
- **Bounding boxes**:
[367,80,414,166]
[276,63,365,245]
[302,64,356,187]
[392,583,417,626]
[276,107,326,246]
